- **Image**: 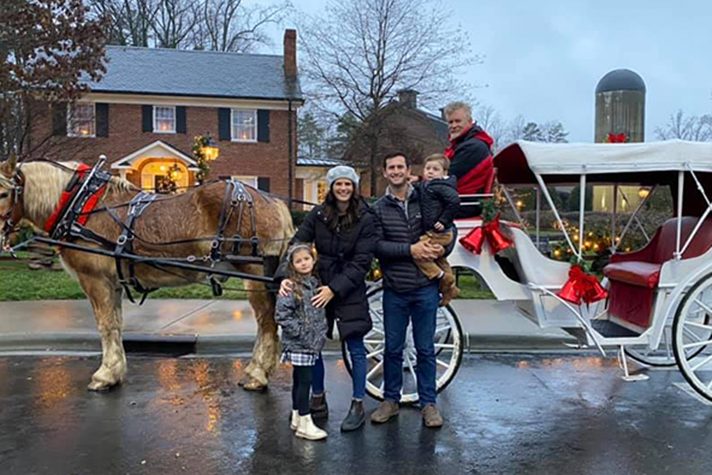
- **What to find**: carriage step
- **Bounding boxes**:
[123,333,197,356]
[591,320,640,338]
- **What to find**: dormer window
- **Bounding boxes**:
[68,103,96,137]
[153,106,176,133]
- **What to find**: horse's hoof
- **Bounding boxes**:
[240,378,267,392]
[87,380,115,392]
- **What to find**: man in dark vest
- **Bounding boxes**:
[443,101,495,218]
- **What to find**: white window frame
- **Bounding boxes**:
[67,102,96,138]
[232,175,258,188]
[231,109,257,142]
[153,106,176,134]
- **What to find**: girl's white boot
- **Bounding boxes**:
[296,414,327,440]
[290,410,299,431]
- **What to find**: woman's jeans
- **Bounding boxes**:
[312,336,367,400]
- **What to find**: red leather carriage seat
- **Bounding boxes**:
[603,217,712,328]
[604,217,712,286]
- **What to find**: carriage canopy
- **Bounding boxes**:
[494,139,712,185]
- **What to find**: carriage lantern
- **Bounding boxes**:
[201,134,220,161]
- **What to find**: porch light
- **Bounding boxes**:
[638,187,650,199]
[201,134,220,161]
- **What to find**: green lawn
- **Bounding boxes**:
[0,257,247,301]
[0,258,492,301]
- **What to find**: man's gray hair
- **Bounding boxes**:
[443,101,472,121]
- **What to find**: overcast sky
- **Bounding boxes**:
[263,0,711,142]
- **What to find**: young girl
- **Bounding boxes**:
[275,243,328,441]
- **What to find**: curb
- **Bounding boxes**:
[0,332,577,354]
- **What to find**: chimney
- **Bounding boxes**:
[283,29,297,78]
[397,89,418,109]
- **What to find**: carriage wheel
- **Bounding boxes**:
[673,272,712,402]
[341,283,464,405]
[625,322,676,367]
[626,312,710,367]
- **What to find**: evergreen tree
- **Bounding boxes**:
[543,121,569,143]
[297,111,326,158]
[522,122,544,141]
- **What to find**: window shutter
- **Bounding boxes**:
[142,105,153,132]
[257,177,270,192]
[52,103,67,136]
[218,108,231,141]
[257,110,270,142]
[96,103,109,137]
[176,106,187,134]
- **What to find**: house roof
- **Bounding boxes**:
[111,140,199,171]
[87,45,303,101]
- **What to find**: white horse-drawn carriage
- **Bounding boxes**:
[350,139,712,404]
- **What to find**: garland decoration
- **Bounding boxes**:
[192,135,212,184]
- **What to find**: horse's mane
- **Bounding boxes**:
[19,161,137,220]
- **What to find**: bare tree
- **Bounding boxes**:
[153,0,199,48]
[88,0,159,47]
[300,0,479,192]
[655,110,712,141]
[499,114,527,147]
[88,0,289,51]
[196,0,290,52]
[1,0,107,161]
[474,104,506,151]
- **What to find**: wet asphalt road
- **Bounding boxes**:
[1,353,711,475]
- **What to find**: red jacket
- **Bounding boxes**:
[444,125,494,195]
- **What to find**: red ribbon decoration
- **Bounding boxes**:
[557,265,608,305]
[459,213,513,255]
[606,132,628,143]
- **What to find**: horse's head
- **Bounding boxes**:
[0,155,23,251]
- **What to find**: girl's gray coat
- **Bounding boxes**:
[275,276,328,354]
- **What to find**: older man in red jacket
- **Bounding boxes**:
[443,101,494,218]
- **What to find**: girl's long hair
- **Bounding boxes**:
[286,243,318,301]
[322,187,362,231]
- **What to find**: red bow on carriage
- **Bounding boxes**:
[459,213,513,255]
[557,264,608,305]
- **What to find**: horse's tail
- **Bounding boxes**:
[275,199,295,257]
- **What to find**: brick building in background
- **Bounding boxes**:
[28,30,303,200]
[343,89,449,196]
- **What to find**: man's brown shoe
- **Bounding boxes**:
[370,400,399,424]
[421,404,443,428]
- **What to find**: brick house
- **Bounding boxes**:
[343,89,449,196]
[28,30,303,200]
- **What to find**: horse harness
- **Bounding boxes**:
[25,162,263,302]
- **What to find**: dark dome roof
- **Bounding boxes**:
[595,69,646,94]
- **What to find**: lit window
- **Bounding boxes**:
[153,106,176,133]
[231,109,257,142]
[68,103,95,137]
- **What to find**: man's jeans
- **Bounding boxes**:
[311,336,367,400]
[382,281,439,405]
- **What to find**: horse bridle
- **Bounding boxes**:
[0,168,25,251]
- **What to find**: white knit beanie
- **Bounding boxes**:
[326,165,359,189]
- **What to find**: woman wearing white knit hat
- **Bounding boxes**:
[279,164,377,432]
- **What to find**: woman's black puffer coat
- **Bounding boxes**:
[292,201,377,340]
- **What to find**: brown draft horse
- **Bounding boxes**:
[0,157,294,391]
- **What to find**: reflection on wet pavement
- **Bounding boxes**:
[0,353,711,474]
